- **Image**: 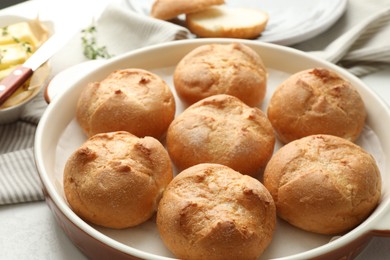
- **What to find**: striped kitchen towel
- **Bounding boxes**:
[0,92,46,204]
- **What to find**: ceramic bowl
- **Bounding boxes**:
[0,15,51,124]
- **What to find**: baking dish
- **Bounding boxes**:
[34,38,390,259]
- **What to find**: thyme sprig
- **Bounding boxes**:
[81,25,112,60]
[0,49,6,64]
[1,26,9,36]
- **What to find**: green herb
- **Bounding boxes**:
[10,36,33,55]
[21,42,32,54]
[12,36,20,43]
[0,47,7,64]
[81,25,112,60]
[1,26,9,36]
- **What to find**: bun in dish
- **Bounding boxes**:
[173,43,267,107]
[64,131,173,229]
[263,134,381,235]
[166,94,275,176]
[267,68,366,143]
[157,163,276,260]
[76,68,175,139]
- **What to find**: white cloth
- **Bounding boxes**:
[49,2,190,75]
[296,0,390,76]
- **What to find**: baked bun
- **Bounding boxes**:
[166,94,275,176]
[64,131,173,229]
[157,163,276,260]
[263,134,381,235]
[173,43,267,106]
[151,0,224,20]
[76,68,175,139]
[267,68,366,144]
[186,6,269,39]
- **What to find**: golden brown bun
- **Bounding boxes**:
[151,0,224,20]
[166,94,275,176]
[173,43,267,106]
[186,6,269,39]
[267,68,366,144]
[64,131,173,229]
[157,163,276,260]
[263,134,381,235]
[76,68,175,139]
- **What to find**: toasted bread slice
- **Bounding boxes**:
[186,5,269,39]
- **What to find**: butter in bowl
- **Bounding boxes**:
[0,16,51,124]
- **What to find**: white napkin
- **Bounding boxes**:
[295,0,390,76]
[0,1,190,205]
[50,1,190,75]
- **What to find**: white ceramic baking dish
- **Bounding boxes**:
[34,38,390,259]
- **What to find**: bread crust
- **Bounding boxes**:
[166,94,275,176]
[267,68,366,144]
[157,163,276,260]
[64,131,173,229]
[263,134,381,235]
[151,0,224,20]
[186,6,269,39]
[173,43,267,106]
[76,68,175,139]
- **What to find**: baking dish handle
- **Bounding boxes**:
[44,60,104,104]
[370,206,390,237]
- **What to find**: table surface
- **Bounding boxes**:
[1,0,389,259]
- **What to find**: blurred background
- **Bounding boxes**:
[0,0,27,9]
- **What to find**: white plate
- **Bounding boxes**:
[35,39,390,259]
[241,0,347,45]
[128,0,347,46]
